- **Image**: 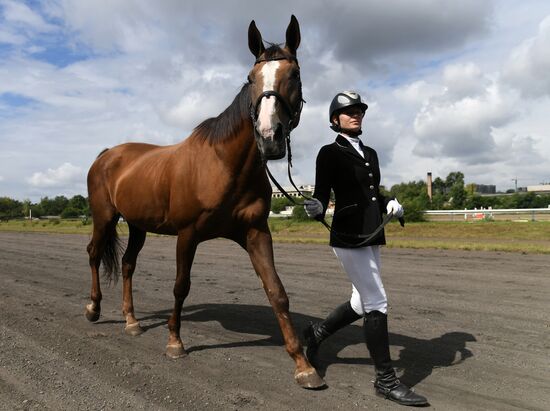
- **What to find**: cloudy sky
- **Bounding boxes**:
[1,0,550,201]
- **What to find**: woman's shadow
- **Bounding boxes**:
[139,302,476,388]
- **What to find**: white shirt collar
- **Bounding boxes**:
[339,133,364,158]
[340,132,360,143]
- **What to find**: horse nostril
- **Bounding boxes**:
[274,123,283,139]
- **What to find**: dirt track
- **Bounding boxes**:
[1,231,549,410]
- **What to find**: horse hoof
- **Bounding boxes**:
[85,306,100,322]
[166,344,188,359]
[124,322,144,336]
[295,369,326,390]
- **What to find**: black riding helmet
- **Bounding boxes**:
[329,91,368,132]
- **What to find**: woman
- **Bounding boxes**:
[303,91,428,406]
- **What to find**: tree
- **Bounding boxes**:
[61,206,82,218]
[0,197,23,220]
[39,196,69,216]
[449,185,466,209]
[445,172,466,209]
[22,199,32,218]
[515,192,538,208]
[432,177,447,196]
[389,180,430,222]
[445,171,464,188]
[66,195,89,216]
[430,192,446,210]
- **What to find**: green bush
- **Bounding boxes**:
[402,199,426,222]
[61,206,81,219]
[271,197,293,214]
[291,204,310,221]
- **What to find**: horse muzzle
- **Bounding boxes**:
[255,123,287,160]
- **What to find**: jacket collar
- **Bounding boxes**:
[335,134,366,161]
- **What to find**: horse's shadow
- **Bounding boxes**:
[135,303,475,388]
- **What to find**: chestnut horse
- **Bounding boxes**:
[85,16,324,388]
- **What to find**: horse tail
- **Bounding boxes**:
[102,221,122,284]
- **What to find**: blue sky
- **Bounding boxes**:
[1,0,550,201]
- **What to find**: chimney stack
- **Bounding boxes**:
[427,172,433,201]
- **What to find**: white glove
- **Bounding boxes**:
[386,199,404,218]
[304,198,323,218]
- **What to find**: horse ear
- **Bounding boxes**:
[248,20,265,58]
[285,15,301,55]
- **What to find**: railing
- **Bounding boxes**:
[424,208,550,222]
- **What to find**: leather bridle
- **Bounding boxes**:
[249,56,304,135]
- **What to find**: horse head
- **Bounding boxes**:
[247,15,302,161]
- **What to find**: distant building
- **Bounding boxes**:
[474,184,496,194]
[527,184,550,194]
[271,184,314,199]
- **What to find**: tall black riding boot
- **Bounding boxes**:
[364,311,428,406]
[303,301,361,367]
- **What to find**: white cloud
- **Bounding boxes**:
[307,0,492,67]
[412,70,518,163]
[503,14,550,97]
[0,27,25,45]
[442,62,489,99]
[1,1,550,199]
[1,0,57,33]
[27,162,83,188]
[393,80,444,105]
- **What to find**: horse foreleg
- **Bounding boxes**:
[166,228,197,359]
[245,226,326,389]
[121,224,146,336]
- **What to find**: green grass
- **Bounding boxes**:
[2,218,549,254]
[268,218,550,254]
[0,219,127,235]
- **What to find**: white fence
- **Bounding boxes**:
[424,208,550,222]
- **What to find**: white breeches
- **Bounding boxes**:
[333,245,387,315]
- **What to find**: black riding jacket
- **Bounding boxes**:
[313,134,391,248]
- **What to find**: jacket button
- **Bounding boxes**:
[371,197,377,201]
[368,173,373,177]
[365,162,370,166]
[370,185,374,189]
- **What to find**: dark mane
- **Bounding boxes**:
[97,148,109,158]
[191,83,251,144]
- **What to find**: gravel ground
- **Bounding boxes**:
[0,231,549,410]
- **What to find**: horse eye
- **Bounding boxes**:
[247,75,253,83]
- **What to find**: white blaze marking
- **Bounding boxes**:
[257,61,280,139]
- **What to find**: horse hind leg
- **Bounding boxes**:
[121,224,147,336]
[85,211,119,322]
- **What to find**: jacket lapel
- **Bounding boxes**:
[359,140,372,163]
[335,134,365,162]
